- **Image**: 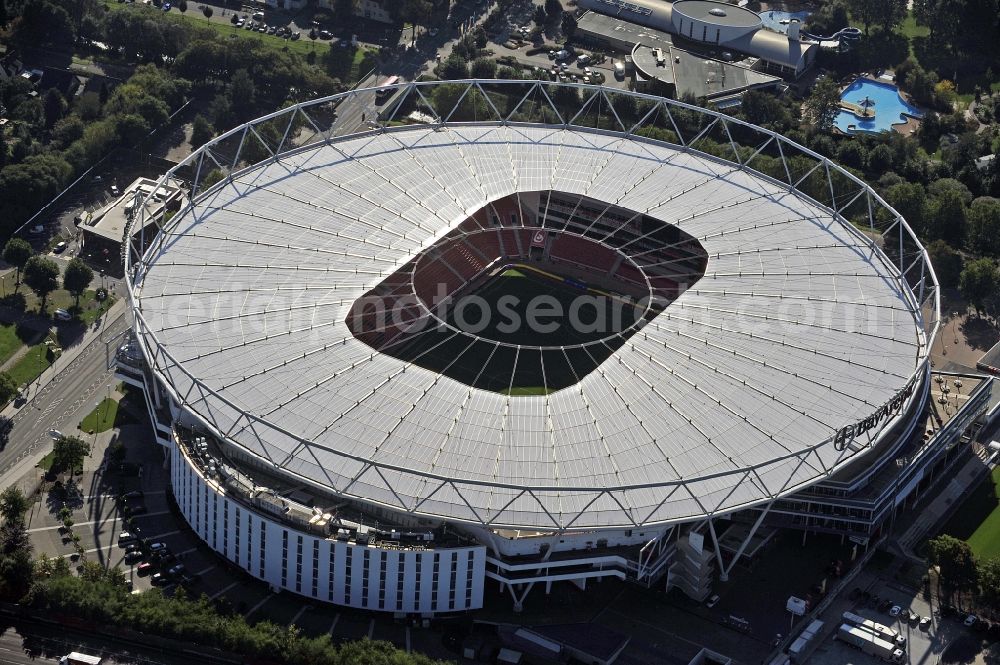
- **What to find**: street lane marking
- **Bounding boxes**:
[406,626,411,652]
[290,605,308,627]
[368,618,375,638]
[193,564,216,577]
[329,613,340,635]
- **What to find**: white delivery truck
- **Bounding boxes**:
[837,624,904,662]
[59,653,103,665]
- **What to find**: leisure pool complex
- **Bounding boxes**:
[835,78,923,134]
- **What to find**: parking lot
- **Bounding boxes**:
[806,575,1000,665]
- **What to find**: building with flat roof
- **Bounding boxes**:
[577,0,817,78]
[576,11,781,101]
[80,177,185,273]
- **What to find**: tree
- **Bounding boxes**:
[0,415,12,446]
[926,188,968,245]
[191,114,214,149]
[470,57,497,79]
[62,258,93,307]
[561,11,577,39]
[42,88,66,130]
[803,78,842,131]
[533,5,546,26]
[0,487,28,525]
[228,70,256,121]
[967,198,1000,256]
[928,534,978,595]
[545,0,563,19]
[202,5,213,20]
[979,557,1000,611]
[847,0,880,34]
[178,0,186,12]
[0,374,15,407]
[959,258,999,315]
[51,435,89,474]
[866,144,893,174]
[22,255,60,314]
[439,55,470,80]
[2,238,33,285]
[926,240,962,288]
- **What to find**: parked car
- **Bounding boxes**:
[907,609,918,623]
[167,564,186,578]
[124,551,143,565]
[148,542,167,553]
[120,490,144,502]
[29,225,45,235]
[53,241,67,254]
[965,614,978,627]
[919,616,931,630]
[889,605,902,617]
[150,572,168,586]
[137,562,153,576]
[319,29,332,39]
[706,594,720,608]
[291,31,300,39]
[53,309,72,321]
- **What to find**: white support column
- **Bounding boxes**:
[707,519,727,582]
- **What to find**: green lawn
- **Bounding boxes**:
[174,11,319,57]
[80,397,120,434]
[104,1,374,81]
[7,343,54,387]
[899,12,930,40]
[0,323,25,367]
[940,465,1000,559]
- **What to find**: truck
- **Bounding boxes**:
[842,611,906,647]
[836,624,904,662]
[59,653,103,665]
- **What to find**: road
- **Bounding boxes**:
[0,618,208,664]
[330,74,380,136]
[0,307,130,481]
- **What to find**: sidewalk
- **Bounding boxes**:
[0,299,129,494]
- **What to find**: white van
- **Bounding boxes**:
[576,54,591,65]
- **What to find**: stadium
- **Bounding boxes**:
[116,80,991,616]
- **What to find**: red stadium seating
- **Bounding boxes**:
[550,234,617,273]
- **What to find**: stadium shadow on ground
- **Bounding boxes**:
[346,197,707,395]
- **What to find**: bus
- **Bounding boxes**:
[375,76,399,104]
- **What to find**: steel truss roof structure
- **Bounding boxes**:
[126,80,939,531]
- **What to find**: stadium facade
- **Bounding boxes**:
[117,80,993,615]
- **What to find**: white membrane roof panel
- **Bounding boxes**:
[137,125,927,530]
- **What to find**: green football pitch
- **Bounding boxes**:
[940,465,1000,559]
[392,267,643,394]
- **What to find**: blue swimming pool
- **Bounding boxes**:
[760,9,812,34]
[834,79,923,134]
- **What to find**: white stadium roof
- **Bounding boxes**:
[130,84,934,531]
